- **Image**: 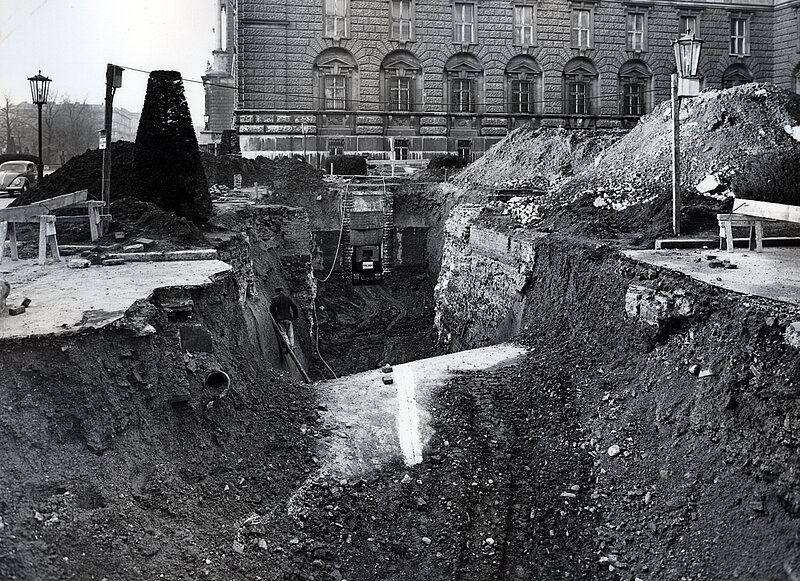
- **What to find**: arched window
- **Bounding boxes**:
[506,55,542,114]
[618,60,652,116]
[563,57,598,115]
[313,48,358,111]
[380,51,422,112]
[445,53,484,113]
[722,63,753,88]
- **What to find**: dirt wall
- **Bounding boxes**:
[434,215,800,579]
[0,272,316,581]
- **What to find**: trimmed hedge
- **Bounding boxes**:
[132,70,211,224]
[427,155,468,170]
[324,155,368,175]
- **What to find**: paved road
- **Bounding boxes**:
[0,197,13,209]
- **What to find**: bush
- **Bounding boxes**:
[427,155,468,170]
[131,70,211,224]
[324,155,367,175]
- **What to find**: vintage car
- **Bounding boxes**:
[0,160,38,195]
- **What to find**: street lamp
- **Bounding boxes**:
[670,33,704,236]
[28,71,52,182]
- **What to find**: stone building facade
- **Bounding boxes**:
[200,0,237,152]
[232,0,800,160]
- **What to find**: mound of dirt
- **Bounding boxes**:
[200,153,327,199]
[460,84,800,243]
[562,83,800,212]
[14,141,136,206]
[453,127,625,192]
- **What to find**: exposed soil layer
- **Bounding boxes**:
[313,267,440,377]
[284,239,800,581]
[0,274,317,581]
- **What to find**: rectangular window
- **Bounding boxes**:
[325,0,348,38]
[621,82,645,116]
[454,2,475,44]
[514,5,535,46]
[567,82,590,115]
[627,13,646,51]
[511,80,535,113]
[451,79,474,112]
[390,77,412,111]
[394,139,410,160]
[328,138,345,156]
[324,75,347,110]
[457,139,471,159]
[679,14,698,36]
[390,0,414,41]
[572,9,592,48]
[730,17,748,56]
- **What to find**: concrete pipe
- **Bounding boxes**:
[205,370,230,392]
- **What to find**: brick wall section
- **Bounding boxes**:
[237,0,797,143]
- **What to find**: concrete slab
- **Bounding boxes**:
[315,343,528,478]
[0,259,231,340]
[624,247,800,306]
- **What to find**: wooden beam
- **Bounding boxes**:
[32,190,89,211]
[733,199,800,224]
[0,190,90,223]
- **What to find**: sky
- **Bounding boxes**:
[0,0,217,126]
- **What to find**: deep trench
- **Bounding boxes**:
[1,204,799,580]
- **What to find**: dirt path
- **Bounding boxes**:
[312,343,528,478]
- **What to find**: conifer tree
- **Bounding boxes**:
[132,71,210,223]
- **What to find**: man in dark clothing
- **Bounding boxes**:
[270,287,299,348]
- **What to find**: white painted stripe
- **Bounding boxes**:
[393,365,423,466]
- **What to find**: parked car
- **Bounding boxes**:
[0,160,37,195]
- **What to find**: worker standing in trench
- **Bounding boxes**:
[270,287,299,351]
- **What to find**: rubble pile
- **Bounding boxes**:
[453,127,624,192]
[457,84,800,238]
[560,83,800,214]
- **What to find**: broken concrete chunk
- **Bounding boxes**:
[382,376,394,385]
[114,231,125,240]
[102,258,125,266]
[785,322,800,348]
[8,305,26,316]
[123,244,145,253]
[134,238,155,247]
[698,369,715,378]
[20,297,31,308]
[784,124,800,142]
[608,444,621,457]
[67,258,91,269]
[382,365,393,373]
[688,364,701,375]
[696,173,722,194]
[708,260,724,269]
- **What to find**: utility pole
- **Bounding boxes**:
[101,65,123,208]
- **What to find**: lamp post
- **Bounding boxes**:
[28,71,52,182]
[670,33,704,236]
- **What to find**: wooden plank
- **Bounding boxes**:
[0,190,90,223]
[32,190,89,211]
[733,199,800,223]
